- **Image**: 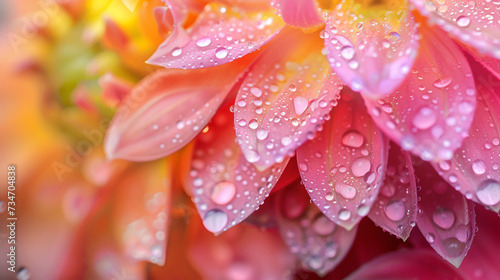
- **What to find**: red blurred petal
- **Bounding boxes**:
[297,89,389,230]
[272,0,323,28]
[363,25,476,162]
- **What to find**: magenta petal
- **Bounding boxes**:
[147,2,284,69]
[271,0,323,28]
[235,29,342,170]
[324,3,419,97]
[368,142,418,241]
[462,45,500,82]
[410,0,500,59]
[346,250,467,280]
[297,90,389,230]
[416,162,476,268]
[363,26,477,162]
[276,183,358,276]
[432,61,500,212]
[185,105,289,235]
[104,61,251,161]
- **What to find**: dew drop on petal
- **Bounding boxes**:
[196,37,212,47]
[340,46,355,60]
[203,209,228,233]
[412,106,437,130]
[471,160,486,175]
[432,207,455,230]
[338,209,351,221]
[335,182,357,200]
[250,87,263,97]
[341,130,364,148]
[351,158,371,177]
[476,179,500,206]
[293,96,309,115]
[211,181,236,205]
[456,16,471,27]
[171,47,182,57]
[384,201,405,221]
[433,77,452,88]
[256,129,268,140]
[215,47,228,59]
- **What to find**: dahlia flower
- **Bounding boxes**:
[2,0,500,279]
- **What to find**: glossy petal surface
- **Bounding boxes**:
[276,183,358,276]
[297,90,389,230]
[416,162,476,268]
[363,26,476,162]
[432,62,500,212]
[235,29,342,170]
[411,0,500,59]
[324,0,419,97]
[147,3,284,69]
[271,0,323,28]
[368,142,418,241]
[104,60,251,161]
[186,105,289,234]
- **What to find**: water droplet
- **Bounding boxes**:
[196,37,212,47]
[442,237,465,258]
[176,121,185,129]
[426,233,435,243]
[338,209,351,221]
[357,204,370,216]
[203,209,228,233]
[341,130,364,148]
[243,150,260,163]
[340,46,355,60]
[433,77,452,88]
[384,201,405,221]
[211,181,236,204]
[215,47,228,59]
[456,16,471,27]
[476,179,500,206]
[351,158,371,177]
[256,129,268,140]
[335,182,357,199]
[325,242,338,258]
[471,160,486,175]
[412,106,437,130]
[171,47,182,57]
[293,96,308,115]
[281,136,293,146]
[248,119,259,130]
[432,207,455,229]
[299,163,308,172]
[250,87,262,97]
[325,192,334,201]
[312,215,336,235]
[17,267,30,280]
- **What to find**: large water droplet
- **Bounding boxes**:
[433,77,452,88]
[215,47,228,59]
[335,182,357,199]
[341,130,364,148]
[351,158,371,177]
[171,47,182,57]
[256,129,268,140]
[432,207,455,229]
[412,106,437,130]
[456,16,471,27]
[293,96,308,115]
[250,86,262,97]
[442,237,465,258]
[312,214,336,235]
[338,209,351,221]
[340,46,355,60]
[211,181,236,204]
[196,37,212,47]
[243,149,260,163]
[476,179,500,206]
[471,160,486,175]
[203,209,228,233]
[384,201,405,221]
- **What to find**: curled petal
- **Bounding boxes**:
[98,73,132,107]
[346,250,467,280]
[363,25,476,162]
[368,142,418,241]
[410,0,500,59]
[104,59,252,161]
[324,0,419,97]
[185,105,289,234]
[271,0,323,28]
[416,162,476,268]
[432,61,500,212]
[462,45,500,85]
[235,28,342,170]
[147,3,284,69]
[275,183,358,276]
[297,90,389,230]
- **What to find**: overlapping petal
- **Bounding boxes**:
[104,59,252,161]
[235,28,342,170]
[185,105,289,234]
[363,25,476,162]
[368,142,418,241]
[324,0,419,97]
[411,0,500,59]
[271,0,323,28]
[416,162,476,268]
[432,61,500,212]
[147,2,284,69]
[275,183,358,276]
[297,89,389,230]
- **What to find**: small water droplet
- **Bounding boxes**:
[250,86,262,97]
[426,233,435,243]
[433,77,453,88]
[171,47,182,57]
[256,129,268,140]
[335,182,357,199]
[472,160,486,175]
[211,181,236,204]
[293,96,309,115]
[215,47,228,59]
[412,106,437,130]
[456,15,471,27]
[351,158,371,177]
[196,37,212,47]
[340,46,355,60]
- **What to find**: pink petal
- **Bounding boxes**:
[324,2,419,97]
[345,250,467,280]
[147,2,284,69]
[368,142,418,241]
[235,28,343,170]
[296,89,389,230]
[416,161,476,268]
[98,72,133,107]
[431,60,500,212]
[458,206,500,279]
[363,25,477,162]
[104,60,252,161]
[410,0,500,59]
[185,105,289,234]
[271,0,323,28]
[275,183,358,276]
[462,44,500,84]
